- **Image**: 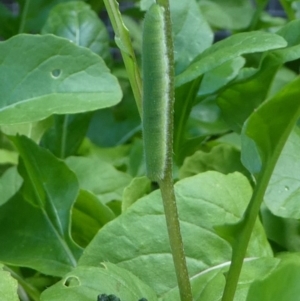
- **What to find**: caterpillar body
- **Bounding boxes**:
[142,3,174,181]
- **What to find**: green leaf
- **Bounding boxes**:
[199,0,255,30]
[140,0,155,10]
[198,57,245,97]
[1,117,53,142]
[174,57,244,164]
[122,176,151,211]
[0,265,19,301]
[0,135,82,276]
[171,0,213,74]
[127,138,147,177]
[215,63,300,301]
[217,54,282,133]
[0,149,18,165]
[42,1,111,63]
[87,90,140,147]
[161,257,280,301]
[268,67,297,97]
[65,156,132,203]
[187,97,229,137]
[179,144,249,180]
[0,34,122,125]
[141,0,213,74]
[40,113,93,159]
[273,19,300,62]
[246,256,300,301]
[0,167,22,206]
[0,3,18,39]
[264,126,300,218]
[276,19,300,47]
[175,31,287,87]
[261,204,300,251]
[72,189,115,248]
[174,78,203,163]
[241,78,300,176]
[17,0,76,33]
[78,138,131,169]
[79,172,272,297]
[41,263,158,301]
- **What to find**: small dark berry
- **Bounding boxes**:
[98,294,108,301]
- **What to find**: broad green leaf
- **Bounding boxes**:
[16,0,76,33]
[41,263,158,301]
[174,57,244,164]
[246,256,300,301]
[0,167,22,206]
[127,138,146,177]
[1,117,53,143]
[79,172,272,296]
[217,54,282,133]
[122,176,151,211]
[215,65,300,299]
[140,0,155,10]
[241,77,300,176]
[276,19,300,47]
[78,138,131,169]
[72,189,115,247]
[187,97,229,137]
[218,78,300,240]
[0,150,18,165]
[215,133,241,150]
[268,67,297,97]
[87,89,140,147]
[65,156,132,203]
[0,136,82,276]
[171,0,213,74]
[264,127,300,218]
[5,265,42,301]
[174,78,203,163]
[0,3,18,39]
[175,31,287,87]
[85,0,105,12]
[141,0,213,74]
[179,144,249,180]
[0,34,122,125]
[198,57,245,97]
[40,113,93,159]
[0,264,19,301]
[42,1,111,62]
[273,19,300,62]
[198,0,255,30]
[161,257,280,301]
[261,204,300,251]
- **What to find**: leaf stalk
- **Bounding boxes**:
[102,0,143,116]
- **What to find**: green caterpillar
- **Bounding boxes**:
[142,3,173,181]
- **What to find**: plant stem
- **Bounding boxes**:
[18,0,30,34]
[221,153,289,301]
[159,175,193,301]
[103,0,142,116]
[4,266,40,301]
[221,172,269,301]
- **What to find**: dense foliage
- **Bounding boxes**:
[0,0,300,300]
